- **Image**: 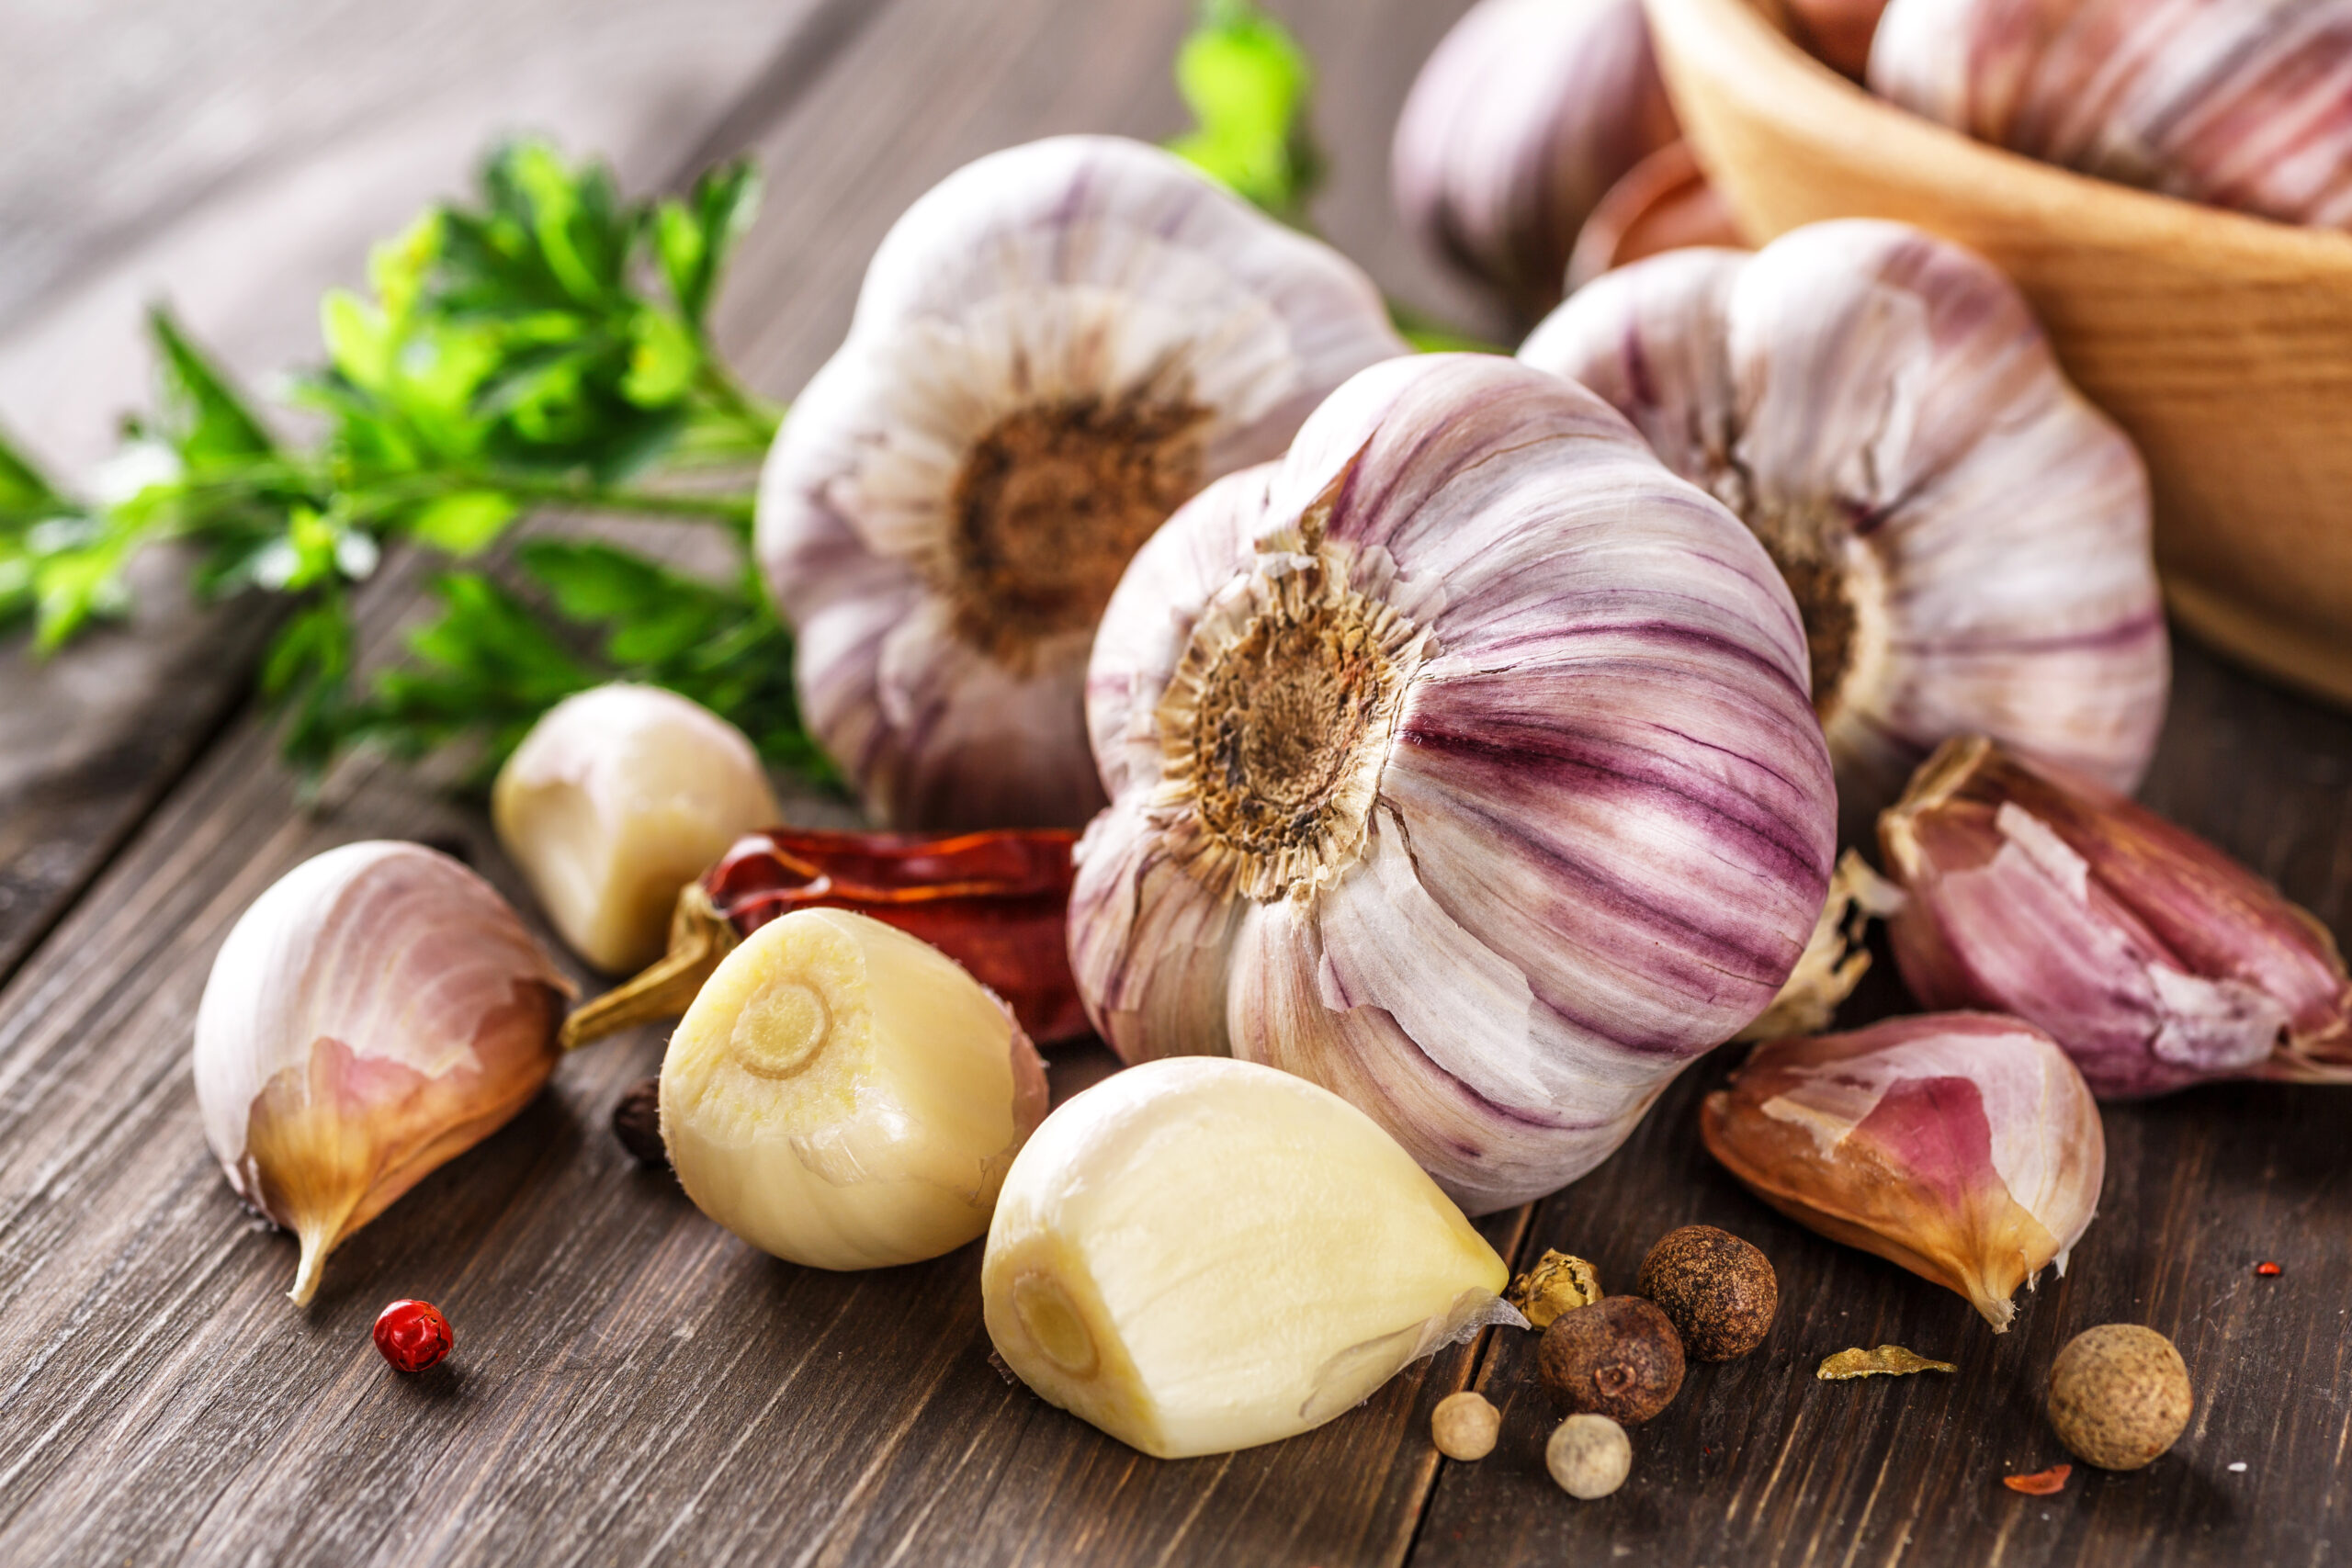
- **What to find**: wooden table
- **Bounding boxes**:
[2,3,2346,1563]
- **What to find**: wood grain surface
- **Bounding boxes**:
[2,1,2349,1564]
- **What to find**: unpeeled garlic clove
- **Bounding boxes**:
[983,1056,1518,1459]
[1701,1012,2104,1331]
[661,907,1048,1270]
[1871,0,2352,231]
[194,841,573,1306]
[1879,735,2352,1097]
[492,682,779,975]
[1519,220,2168,840]
[756,135,1406,831]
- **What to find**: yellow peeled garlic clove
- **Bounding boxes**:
[492,682,778,975]
[660,908,1048,1270]
[982,1057,1518,1460]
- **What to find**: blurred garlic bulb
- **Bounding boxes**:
[984,1056,1516,1459]
[1787,0,1893,77]
[194,842,572,1306]
[1392,0,1680,315]
[492,683,778,975]
[1881,736,2352,1097]
[1871,0,2352,230]
[1519,220,2167,839]
[1702,1012,2104,1330]
[661,908,1049,1269]
[1072,354,1837,1213]
[757,135,1407,830]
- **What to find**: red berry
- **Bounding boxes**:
[2256,1260,2283,1277]
[373,1299,453,1373]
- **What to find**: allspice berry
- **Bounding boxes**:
[1431,1391,1500,1461]
[1537,1294,1684,1425]
[1635,1224,1778,1362]
[1545,1413,1632,1499]
[612,1077,668,1168]
[2047,1324,2193,1470]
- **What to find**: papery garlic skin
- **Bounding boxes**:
[1881,736,2352,1097]
[492,683,779,975]
[757,135,1408,831]
[194,842,572,1306]
[1701,1012,2103,1331]
[982,1056,1515,1460]
[1519,222,2167,839]
[660,907,1048,1270]
[1392,0,1680,316]
[1073,354,1837,1213]
[1871,0,2352,231]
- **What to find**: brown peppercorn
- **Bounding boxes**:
[1635,1224,1778,1362]
[1537,1294,1684,1425]
[613,1077,668,1168]
[2046,1324,2192,1470]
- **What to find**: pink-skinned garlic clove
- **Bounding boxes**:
[1880,736,2352,1098]
[1518,221,2168,840]
[193,841,573,1306]
[1391,0,1681,317]
[1701,1012,2104,1331]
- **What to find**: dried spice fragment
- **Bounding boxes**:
[1508,1250,1603,1328]
[1817,1345,1958,1381]
[2004,1463,2072,1495]
[2256,1261,2282,1277]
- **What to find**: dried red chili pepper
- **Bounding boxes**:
[560,828,1087,1049]
[2002,1463,2072,1495]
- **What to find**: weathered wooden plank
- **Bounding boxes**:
[0,0,1501,1562]
[0,0,861,985]
[1409,636,2352,1568]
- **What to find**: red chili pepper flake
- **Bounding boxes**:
[374,1299,453,1373]
[2256,1261,2283,1277]
[2003,1463,2072,1495]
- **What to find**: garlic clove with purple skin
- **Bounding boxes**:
[1870,0,2352,231]
[492,682,779,975]
[1518,221,2169,840]
[1701,1012,2104,1331]
[756,135,1408,831]
[1071,353,1838,1213]
[195,842,573,1306]
[1391,0,1680,317]
[1880,735,2352,1098]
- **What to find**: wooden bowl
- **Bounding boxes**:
[1643,0,2352,708]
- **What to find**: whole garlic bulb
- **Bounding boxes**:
[194,842,572,1306]
[492,683,779,975]
[1071,354,1838,1213]
[1391,0,1680,316]
[1871,0,2352,231]
[661,907,1049,1270]
[1518,220,2168,838]
[757,135,1408,831]
[1702,1012,2104,1331]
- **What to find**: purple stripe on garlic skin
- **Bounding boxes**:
[1871,0,2352,231]
[1071,355,1837,1213]
[1392,0,1680,316]
[758,136,1408,831]
[1519,221,2168,843]
[1881,736,2352,1099]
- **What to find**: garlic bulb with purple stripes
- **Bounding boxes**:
[1518,220,2168,840]
[756,135,1408,831]
[1069,354,1838,1213]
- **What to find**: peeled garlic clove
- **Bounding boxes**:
[757,135,1407,831]
[492,682,779,975]
[1702,1012,2103,1331]
[1392,0,1681,316]
[1519,221,2168,839]
[194,841,572,1306]
[982,1056,1516,1459]
[1073,354,1837,1213]
[1880,736,2352,1097]
[661,907,1048,1270]
[1871,0,2352,231]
